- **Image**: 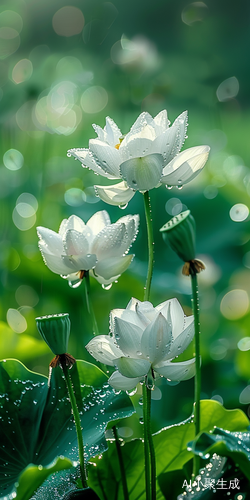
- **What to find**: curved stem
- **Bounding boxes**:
[84,271,99,336]
[143,191,154,302]
[112,426,129,500]
[190,269,201,478]
[61,360,88,488]
[143,382,156,500]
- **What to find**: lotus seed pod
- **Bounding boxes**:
[160,210,196,262]
[36,313,71,355]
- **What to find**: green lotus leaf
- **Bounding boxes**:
[0,359,134,498]
[87,400,249,499]
[15,457,73,500]
[188,426,250,480]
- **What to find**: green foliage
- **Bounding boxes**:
[189,426,250,480]
[87,400,249,499]
[0,359,134,498]
[15,458,73,500]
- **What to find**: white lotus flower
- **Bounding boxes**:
[37,211,139,286]
[68,111,210,206]
[86,297,196,390]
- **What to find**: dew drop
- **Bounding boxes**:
[68,278,82,289]
[139,417,144,424]
[67,152,72,157]
[166,185,173,190]
[102,283,112,290]
[119,203,128,210]
[126,387,137,396]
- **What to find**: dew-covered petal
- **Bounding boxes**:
[67,148,111,178]
[161,145,210,186]
[152,125,183,165]
[153,109,169,131]
[116,357,151,378]
[59,215,86,236]
[37,227,63,255]
[86,211,111,236]
[113,317,143,357]
[94,254,133,281]
[67,253,97,271]
[38,250,77,275]
[115,214,140,251]
[63,229,90,256]
[120,153,164,191]
[95,181,135,206]
[153,357,196,381]
[119,137,155,162]
[156,298,185,340]
[165,320,194,360]
[127,112,155,137]
[86,335,124,365]
[110,306,148,334]
[141,313,172,364]
[108,371,142,391]
[92,124,106,142]
[105,116,122,147]
[89,139,121,178]
[91,223,126,260]
[136,301,159,324]
[171,111,188,152]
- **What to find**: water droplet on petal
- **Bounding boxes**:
[68,278,82,289]
[166,185,173,190]
[102,283,112,290]
[119,203,128,210]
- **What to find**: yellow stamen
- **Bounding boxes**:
[115,143,120,150]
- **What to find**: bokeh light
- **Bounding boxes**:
[220,289,249,320]
[3,149,24,171]
[12,193,38,231]
[7,308,27,333]
[80,86,108,114]
[52,7,84,37]
[181,2,208,26]
[229,203,249,222]
[12,59,33,84]
[216,76,239,102]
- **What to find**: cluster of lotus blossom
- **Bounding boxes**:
[37,109,209,389]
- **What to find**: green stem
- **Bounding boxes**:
[143,191,154,302]
[143,383,151,500]
[61,360,88,488]
[112,426,129,500]
[85,271,99,336]
[143,382,156,500]
[190,269,201,478]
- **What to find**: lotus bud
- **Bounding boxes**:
[36,313,71,355]
[160,210,205,276]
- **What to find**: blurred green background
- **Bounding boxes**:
[1,0,250,436]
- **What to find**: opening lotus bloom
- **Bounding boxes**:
[37,211,139,286]
[86,298,196,391]
[68,110,210,206]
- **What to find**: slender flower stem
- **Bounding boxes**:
[143,383,151,500]
[112,426,129,500]
[143,382,156,500]
[143,191,154,302]
[61,359,88,488]
[190,267,201,478]
[84,271,99,336]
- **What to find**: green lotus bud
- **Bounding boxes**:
[36,313,71,355]
[160,210,196,262]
